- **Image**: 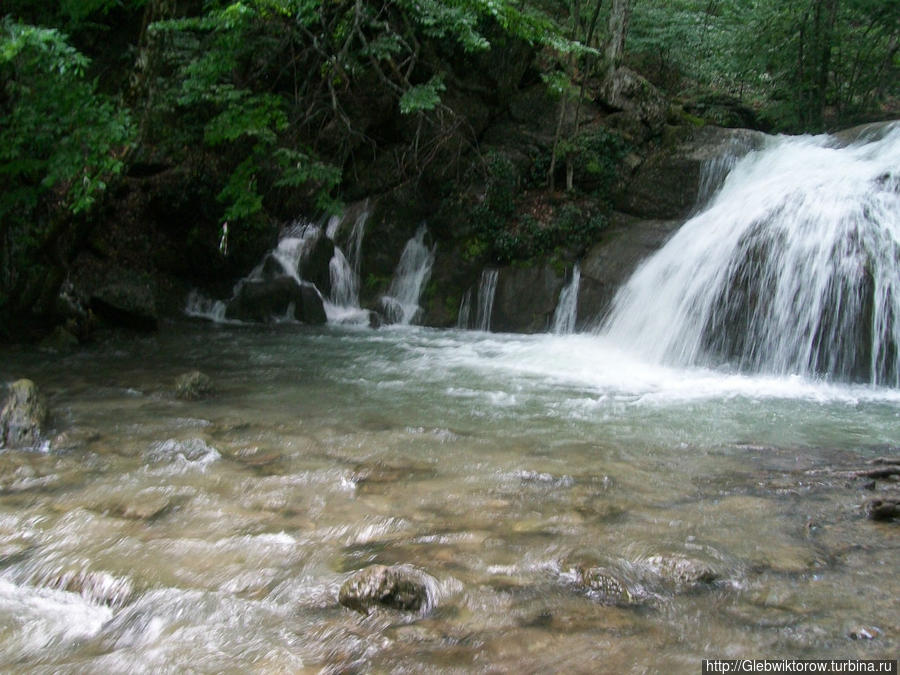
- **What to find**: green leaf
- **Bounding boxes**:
[399,77,446,114]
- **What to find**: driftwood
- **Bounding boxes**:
[804,456,900,480]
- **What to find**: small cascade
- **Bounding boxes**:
[323,208,371,324]
[184,289,228,322]
[186,208,377,325]
[380,225,436,325]
[457,289,474,329]
[266,221,322,283]
[600,123,900,385]
[328,248,358,308]
[475,269,498,332]
[552,264,581,334]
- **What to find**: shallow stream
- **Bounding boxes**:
[1,323,897,672]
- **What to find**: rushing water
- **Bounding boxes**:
[476,269,499,332]
[380,225,435,326]
[601,124,900,385]
[552,264,581,335]
[0,323,898,672]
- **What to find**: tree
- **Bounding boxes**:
[138,0,562,225]
[0,17,134,312]
[628,0,898,131]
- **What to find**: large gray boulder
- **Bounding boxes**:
[601,67,668,134]
[0,379,48,449]
[225,277,326,324]
[618,125,765,220]
[577,213,683,326]
[491,264,566,333]
[90,278,159,331]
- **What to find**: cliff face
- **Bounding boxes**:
[6,29,768,341]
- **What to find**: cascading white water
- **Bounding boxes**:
[475,269,498,332]
[185,220,323,323]
[267,222,322,283]
[457,289,473,329]
[184,289,228,322]
[328,248,358,308]
[380,225,436,325]
[323,209,372,324]
[600,123,900,385]
[552,264,581,334]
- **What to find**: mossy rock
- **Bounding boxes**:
[174,371,213,401]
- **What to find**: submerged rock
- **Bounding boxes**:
[39,325,80,353]
[0,380,49,449]
[174,370,213,401]
[864,498,900,521]
[40,568,134,608]
[339,564,434,614]
[643,554,718,589]
[574,565,640,607]
[349,460,435,488]
[110,489,173,520]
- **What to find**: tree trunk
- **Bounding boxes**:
[604,0,631,78]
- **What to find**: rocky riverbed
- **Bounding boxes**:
[0,324,896,672]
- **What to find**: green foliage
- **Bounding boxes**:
[0,18,134,305]
[629,0,898,131]
[559,127,628,195]
[138,0,573,226]
[464,152,609,264]
[399,77,446,114]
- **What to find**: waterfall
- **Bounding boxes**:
[323,208,371,324]
[328,248,357,307]
[552,264,581,334]
[184,289,227,322]
[272,222,322,283]
[457,289,473,329]
[475,269,498,332]
[600,123,900,385]
[380,225,435,325]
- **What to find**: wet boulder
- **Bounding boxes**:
[574,565,641,607]
[617,125,765,220]
[578,213,683,323]
[864,498,900,522]
[339,564,434,614]
[302,235,336,299]
[491,264,566,333]
[174,370,213,401]
[643,554,718,589]
[0,380,49,449]
[225,277,326,325]
[90,278,159,331]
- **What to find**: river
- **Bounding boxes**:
[0,322,897,671]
